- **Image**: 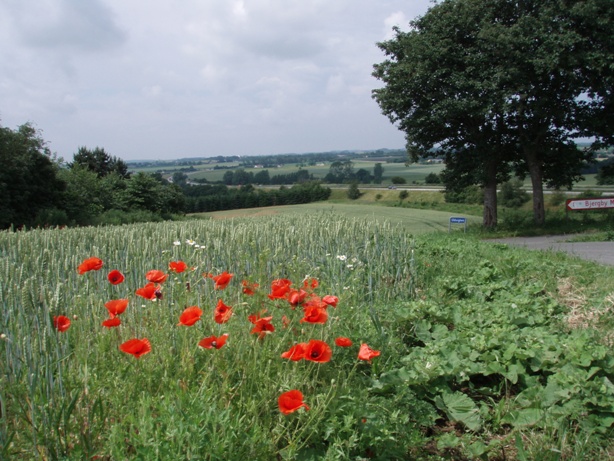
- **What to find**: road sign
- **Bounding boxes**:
[449,216,467,233]
[566,197,614,211]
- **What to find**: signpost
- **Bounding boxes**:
[566,197,614,211]
[449,216,467,233]
[565,197,614,221]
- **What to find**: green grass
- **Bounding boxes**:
[2,210,614,460]
[196,199,481,234]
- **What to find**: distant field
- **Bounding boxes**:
[194,201,480,234]
[130,159,446,186]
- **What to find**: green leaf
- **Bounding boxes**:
[414,319,432,342]
[437,391,482,431]
[502,408,543,427]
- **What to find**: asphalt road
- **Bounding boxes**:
[487,235,614,266]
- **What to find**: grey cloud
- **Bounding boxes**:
[10,0,126,52]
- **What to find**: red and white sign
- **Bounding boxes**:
[566,197,614,211]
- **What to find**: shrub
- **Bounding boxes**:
[347,182,361,200]
[549,189,567,207]
[391,176,406,185]
[424,172,441,184]
[498,179,530,208]
[444,185,483,204]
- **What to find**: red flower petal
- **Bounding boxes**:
[107,269,125,285]
[53,315,71,332]
[358,343,380,362]
[335,337,353,347]
[146,270,168,283]
[105,299,128,317]
[278,390,309,415]
[77,257,103,274]
[178,306,203,326]
[168,261,187,273]
[119,338,151,358]
[102,317,121,328]
[198,333,229,350]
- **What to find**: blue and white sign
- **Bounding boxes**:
[449,216,467,233]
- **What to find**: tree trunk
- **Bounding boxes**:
[483,157,498,228]
[525,148,545,226]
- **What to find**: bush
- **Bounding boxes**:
[498,179,530,208]
[391,176,406,185]
[549,190,567,207]
[424,172,441,184]
[444,185,483,204]
[347,182,361,200]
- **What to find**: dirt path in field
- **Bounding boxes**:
[486,235,614,266]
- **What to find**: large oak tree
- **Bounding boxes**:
[373,0,613,227]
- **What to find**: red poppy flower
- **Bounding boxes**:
[288,289,308,306]
[53,315,71,332]
[303,278,319,289]
[250,318,275,339]
[358,343,380,362]
[268,278,292,300]
[322,295,339,308]
[168,261,187,273]
[107,269,125,285]
[278,390,309,415]
[119,338,151,358]
[135,282,162,300]
[281,343,307,361]
[303,294,327,310]
[207,271,234,289]
[304,339,332,363]
[105,299,128,318]
[198,333,229,350]
[335,337,353,347]
[145,270,168,283]
[77,257,103,274]
[214,299,233,324]
[178,306,203,326]
[300,305,328,324]
[241,280,259,296]
[102,317,121,328]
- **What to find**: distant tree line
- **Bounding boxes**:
[0,123,331,229]
[217,160,387,186]
[182,182,331,213]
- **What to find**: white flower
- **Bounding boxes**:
[336,255,347,261]
[173,240,181,246]
[346,264,354,270]
[351,257,358,263]
[186,239,196,246]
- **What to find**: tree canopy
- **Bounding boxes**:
[373,0,613,227]
[0,123,65,228]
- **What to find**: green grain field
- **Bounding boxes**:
[2,209,613,460]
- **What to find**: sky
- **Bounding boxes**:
[0,0,433,161]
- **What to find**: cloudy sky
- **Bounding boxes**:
[0,0,433,161]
